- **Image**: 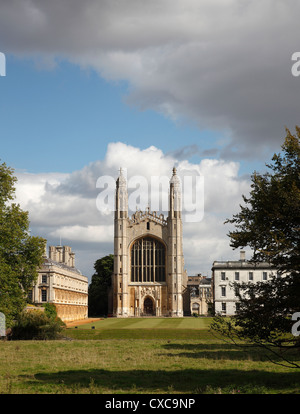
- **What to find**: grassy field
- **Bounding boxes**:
[69,317,211,329]
[66,316,214,340]
[0,317,300,394]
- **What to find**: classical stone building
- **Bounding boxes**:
[212,250,278,316]
[187,274,212,316]
[29,245,88,322]
[112,168,188,317]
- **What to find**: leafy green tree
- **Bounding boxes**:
[226,127,300,273]
[211,128,300,368]
[88,254,113,316]
[0,162,45,327]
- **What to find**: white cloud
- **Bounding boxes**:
[1,1,299,158]
[14,142,250,280]
[50,225,114,243]
[14,171,68,207]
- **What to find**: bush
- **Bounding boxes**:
[9,310,65,340]
[43,303,58,319]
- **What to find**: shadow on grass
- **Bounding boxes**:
[161,343,300,364]
[65,328,215,340]
[26,367,300,394]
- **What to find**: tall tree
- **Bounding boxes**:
[0,162,45,327]
[211,127,300,367]
[227,127,300,274]
[88,254,113,316]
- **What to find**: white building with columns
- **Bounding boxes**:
[112,167,188,317]
[212,251,278,316]
[29,245,88,322]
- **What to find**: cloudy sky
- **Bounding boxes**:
[1,0,300,280]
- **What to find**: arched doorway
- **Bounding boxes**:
[144,297,155,316]
[192,302,200,315]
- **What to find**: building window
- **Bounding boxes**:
[131,237,166,282]
[249,271,253,281]
[42,274,47,284]
[221,302,226,312]
[190,286,199,297]
[28,289,33,302]
[41,289,47,302]
[221,272,226,281]
[263,272,268,281]
[221,286,226,297]
[147,221,150,230]
[235,272,240,281]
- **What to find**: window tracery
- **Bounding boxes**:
[131,237,166,282]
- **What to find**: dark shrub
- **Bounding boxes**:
[9,310,65,340]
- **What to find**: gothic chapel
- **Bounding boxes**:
[112,168,188,317]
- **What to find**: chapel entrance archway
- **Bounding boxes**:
[143,296,155,316]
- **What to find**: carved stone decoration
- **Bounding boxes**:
[129,209,167,226]
[141,287,156,299]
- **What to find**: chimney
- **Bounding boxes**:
[69,252,75,267]
[49,246,57,261]
[63,246,71,266]
[56,246,63,263]
[240,250,246,261]
[43,241,47,258]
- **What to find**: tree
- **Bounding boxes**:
[88,254,113,316]
[227,127,300,274]
[0,162,46,328]
[211,127,300,368]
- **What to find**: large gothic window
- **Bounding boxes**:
[131,237,166,282]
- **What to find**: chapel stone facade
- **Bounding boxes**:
[112,167,188,317]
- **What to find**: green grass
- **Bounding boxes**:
[1,317,299,394]
[66,317,213,340]
[73,317,211,329]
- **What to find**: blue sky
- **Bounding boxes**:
[0,1,299,279]
[1,57,225,174]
